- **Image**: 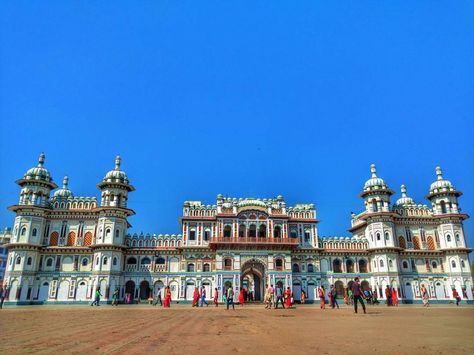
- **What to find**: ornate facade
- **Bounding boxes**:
[1,154,473,304]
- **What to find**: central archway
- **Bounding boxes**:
[240,259,266,301]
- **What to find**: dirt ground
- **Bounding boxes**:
[0,304,473,354]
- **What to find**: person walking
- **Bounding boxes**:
[163,286,172,308]
[238,287,245,307]
[91,287,102,306]
[0,286,5,309]
[300,290,306,304]
[192,287,200,307]
[452,288,461,306]
[264,285,272,309]
[269,284,275,308]
[344,287,349,305]
[285,287,292,309]
[352,277,366,314]
[200,286,209,307]
[153,288,163,306]
[213,288,219,307]
[318,286,326,309]
[111,288,119,306]
[348,287,353,305]
[275,284,285,309]
[330,285,339,309]
[421,285,430,307]
[391,288,398,307]
[226,286,235,310]
[385,286,392,306]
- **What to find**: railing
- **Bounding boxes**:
[124,264,167,272]
[209,237,300,245]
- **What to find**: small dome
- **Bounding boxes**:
[395,184,415,206]
[53,176,73,198]
[24,153,53,183]
[429,166,454,193]
[364,164,387,189]
[103,155,129,184]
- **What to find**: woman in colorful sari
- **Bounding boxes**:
[284,287,292,308]
[213,288,219,307]
[421,285,429,307]
[300,290,305,304]
[392,288,398,307]
[164,286,171,308]
[238,287,245,306]
[192,287,200,307]
[318,286,325,309]
[344,287,349,305]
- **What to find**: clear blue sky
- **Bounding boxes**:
[0,2,473,245]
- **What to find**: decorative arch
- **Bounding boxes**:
[398,236,406,249]
[50,232,59,246]
[413,236,421,250]
[427,236,435,250]
[83,232,92,246]
[67,231,76,246]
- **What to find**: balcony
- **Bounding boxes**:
[209,237,300,249]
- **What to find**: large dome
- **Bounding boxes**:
[23,153,53,183]
[102,155,129,184]
[53,176,73,198]
[363,164,387,189]
[429,166,454,193]
[395,184,415,206]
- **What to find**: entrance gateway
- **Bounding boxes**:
[240,259,265,301]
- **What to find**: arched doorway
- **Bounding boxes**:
[241,260,265,301]
[38,282,50,302]
[335,280,344,298]
[139,280,150,300]
[125,280,135,304]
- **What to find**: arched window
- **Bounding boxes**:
[204,229,210,241]
[388,259,393,268]
[156,257,165,265]
[346,259,354,273]
[224,258,232,270]
[115,230,120,238]
[290,228,298,238]
[273,226,282,238]
[249,224,257,238]
[187,263,195,272]
[379,259,384,268]
[333,259,342,273]
[46,258,53,267]
[223,226,232,238]
[21,227,27,236]
[372,199,378,212]
[127,257,137,265]
[413,236,421,250]
[258,224,266,238]
[105,228,111,237]
[358,259,368,273]
[440,201,447,214]
[304,230,311,242]
[398,236,406,249]
[455,234,460,242]
[446,234,451,242]
[27,257,32,265]
[451,260,456,268]
[461,260,465,268]
[189,229,196,241]
[82,258,88,266]
[376,233,381,241]
[292,263,300,272]
[307,263,314,273]
[16,256,21,264]
[103,257,108,265]
[32,228,37,237]
[238,224,246,238]
[431,261,437,269]
[385,232,389,240]
[141,257,151,265]
[113,257,118,266]
[275,258,283,270]
[402,261,408,269]
[203,263,210,272]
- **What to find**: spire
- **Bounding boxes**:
[115,155,121,170]
[38,152,45,167]
[370,164,377,178]
[62,176,69,189]
[401,184,407,198]
[435,166,443,180]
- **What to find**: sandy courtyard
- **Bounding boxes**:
[0,304,473,354]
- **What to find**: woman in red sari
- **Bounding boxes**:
[164,286,171,308]
[238,287,245,306]
[285,287,292,308]
[192,287,200,307]
[392,288,398,307]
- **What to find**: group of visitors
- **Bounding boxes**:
[384,285,399,306]
[263,284,293,309]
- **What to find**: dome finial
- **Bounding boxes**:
[63,176,69,189]
[401,184,407,197]
[370,164,377,178]
[435,166,443,180]
[115,155,121,170]
[38,152,45,167]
